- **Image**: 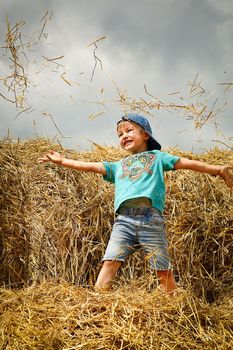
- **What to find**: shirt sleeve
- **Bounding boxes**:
[103,161,118,183]
[160,152,180,171]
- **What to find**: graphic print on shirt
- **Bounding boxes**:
[120,153,156,181]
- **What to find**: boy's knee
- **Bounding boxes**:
[95,260,122,291]
[103,260,122,271]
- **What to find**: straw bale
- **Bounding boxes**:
[0,138,232,349]
[0,139,232,302]
[0,281,232,349]
[164,148,233,300]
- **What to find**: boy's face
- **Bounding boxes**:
[117,121,150,154]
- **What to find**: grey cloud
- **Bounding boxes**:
[0,0,232,152]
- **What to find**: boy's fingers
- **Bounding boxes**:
[38,150,62,165]
[48,150,57,155]
[226,165,233,173]
[226,175,233,189]
[38,154,52,163]
[38,157,48,163]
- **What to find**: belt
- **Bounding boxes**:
[117,207,161,216]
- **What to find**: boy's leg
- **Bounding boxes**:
[156,269,176,295]
[95,260,122,291]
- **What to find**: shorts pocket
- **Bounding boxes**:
[151,213,165,228]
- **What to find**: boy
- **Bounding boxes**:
[39,114,233,294]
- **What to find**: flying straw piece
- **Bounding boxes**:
[88,36,106,82]
[0,92,15,103]
[42,56,65,69]
[218,81,233,92]
[61,72,72,86]
[38,11,53,40]
[38,18,47,40]
[168,91,181,96]
[40,11,49,22]
[88,112,105,120]
[43,55,64,62]
[87,35,107,47]
[41,111,65,137]
[15,107,33,119]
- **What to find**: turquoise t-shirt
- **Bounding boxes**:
[103,150,179,213]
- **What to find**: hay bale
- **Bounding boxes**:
[0,281,232,349]
[0,139,232,301]
[0,139,124,287]
[164,148,233,300]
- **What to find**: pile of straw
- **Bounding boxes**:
[0,139,232,349]
[0,281,232,349]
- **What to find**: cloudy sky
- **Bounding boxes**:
[1,0,233,152]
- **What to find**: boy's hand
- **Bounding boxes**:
[38,150,63,165]
[219,165,233,189]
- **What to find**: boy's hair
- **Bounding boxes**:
[117,114,161,151]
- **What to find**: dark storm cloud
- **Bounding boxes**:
[53,0,231,71]
[2,0,232,74]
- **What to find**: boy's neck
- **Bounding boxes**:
[130,147,149,155]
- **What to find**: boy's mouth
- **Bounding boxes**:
[123,140,133,147]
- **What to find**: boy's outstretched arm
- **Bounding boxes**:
[38,150,107,175]
[174,157,233,189]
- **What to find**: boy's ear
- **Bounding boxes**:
[143,131,150,140]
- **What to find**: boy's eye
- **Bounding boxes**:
[118,128,134,137]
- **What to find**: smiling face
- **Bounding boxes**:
[117,121,150,154]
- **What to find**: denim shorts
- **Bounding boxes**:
[103,207,172,270]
